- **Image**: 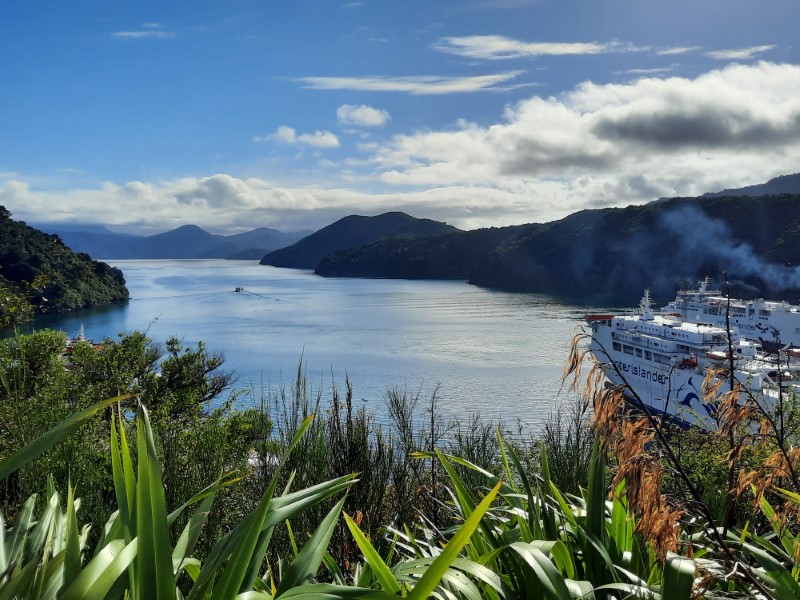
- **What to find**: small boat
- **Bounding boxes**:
[62,325,103,356]
[705,350,734,362]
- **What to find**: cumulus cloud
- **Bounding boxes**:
[337,104,391,127]
[367,62,800,198]
[6,62,800,235]
[433,35,627,60]
[706,45,775,60]
[297,71,525,94]
[254,126,340,148]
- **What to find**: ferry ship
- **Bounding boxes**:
[586,291,799,429]
[664,278,800,348]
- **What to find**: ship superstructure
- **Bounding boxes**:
[586,290,799,429]
[664,278,800,347]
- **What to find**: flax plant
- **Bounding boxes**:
[566,326,799,598]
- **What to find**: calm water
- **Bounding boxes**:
[34,260,590,432]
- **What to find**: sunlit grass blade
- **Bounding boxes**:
[38,551,66,600]
[0,394,131,482]
[109,406,132,543]
[407,479,502,600]
[0,553,40,600]
[173,491,216,572]
[758,494,796,558]
[396,556,507,599]
[529,540,575,580]
[434,452,483,546]
[343,511,401,594]
[662,554,695,600]
[275,497,347,595]
[189,473,356,600]
[63,480,82,591]
[196,415,315,599]
[583,440,609,586]
[167,475,239,528]
[135,403,176,599]
[741,539,800,599]
[60,539,138,600]
[509,542,574,600]
[7,493,36,565]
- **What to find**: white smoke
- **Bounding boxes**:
[658,205,800,289]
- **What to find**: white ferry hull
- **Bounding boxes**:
[590,329,722,428]
[586,290,795,430]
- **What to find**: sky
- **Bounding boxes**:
[2,0,800,235]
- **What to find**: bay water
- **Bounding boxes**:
[34,260,591,433]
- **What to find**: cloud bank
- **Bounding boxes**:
[4,62,800,235]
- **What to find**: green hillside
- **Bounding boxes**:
[315,194,800,303]
[0,206,129,323]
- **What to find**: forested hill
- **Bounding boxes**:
[0,206,129,316]
[261,212,459,269]
[316,194,800,304]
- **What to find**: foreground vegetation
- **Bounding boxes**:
[1,327,799,598]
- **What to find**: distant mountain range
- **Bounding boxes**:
[35,223,312,260]
[29,171,800,305]
[260,212,459,269]
[703,172,800,198]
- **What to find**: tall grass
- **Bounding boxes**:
[3,326,800,597]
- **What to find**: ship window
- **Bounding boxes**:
[635,348,643,357]
[760,309,771,316]
[612,342,621,351]
[653,353,670,365]
[623,345,634,355]
[645,350,652,360]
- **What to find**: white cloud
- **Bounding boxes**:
[297,71,525,94]
[706,45,775,60]
[6,63,800,235]
[112,27,175,39]
[365,61,800,201]
[656,45,700,56]
[433,35,639,60]
[337,104,391,127]
[613,67,675,76]
[255,126,340,148]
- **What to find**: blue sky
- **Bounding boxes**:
[2,0,799,234]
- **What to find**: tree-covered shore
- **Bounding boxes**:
[0,206,128,325]
[1,327,799,598]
